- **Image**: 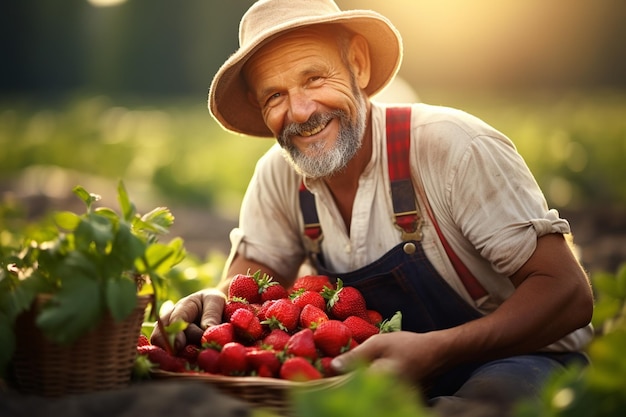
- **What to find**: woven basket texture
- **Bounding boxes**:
[12,294,150,397]
[151,370,350,416]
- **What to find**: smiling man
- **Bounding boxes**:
[152,1,594,415]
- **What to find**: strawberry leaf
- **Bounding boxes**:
[106,276,138,322]
[36,275,103,345]
[378,311,402,333]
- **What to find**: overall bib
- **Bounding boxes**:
[298,107,586,400]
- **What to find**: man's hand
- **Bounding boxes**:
[330,331,446,385]
[150,288,227,352]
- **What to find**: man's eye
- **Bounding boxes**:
[266,92,281,105]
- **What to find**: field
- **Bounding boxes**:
[1,90,625,280]
[1,91,625,416]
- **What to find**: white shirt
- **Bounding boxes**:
[228,101,593,351]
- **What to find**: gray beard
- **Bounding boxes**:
[277,91,367,179]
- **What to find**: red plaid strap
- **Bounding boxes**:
[386,106,487,300]
[386,107,421,240]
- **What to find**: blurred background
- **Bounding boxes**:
[1,0,625,286]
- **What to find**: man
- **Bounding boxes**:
[153,0,594,414]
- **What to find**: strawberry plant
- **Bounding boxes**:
[0,180,186,378]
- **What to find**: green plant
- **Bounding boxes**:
[0,180,186,377]
[513,264,626,417]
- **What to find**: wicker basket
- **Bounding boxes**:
[11,294,151,397]
[151,369,351,416]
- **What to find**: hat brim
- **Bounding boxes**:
[209,10,403,138]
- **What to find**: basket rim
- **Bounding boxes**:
[150,369,352,389]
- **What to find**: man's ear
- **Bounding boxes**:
[348,34,371,90]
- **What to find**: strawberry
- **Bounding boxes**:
[322,279,369,321]
[299,304,329,329]
[246,348,281,377]
[367,309,383,326]
[200,322,234,350]
[343,315,379,343]
[291,289,327,311]
[223,297,256,322]
[258,275,289,302]
[228,272,261,303]
[262,298,301,332]
[197,347,220,373]
[285,328,318,361]
[256,299,278,322]
[280,357,322,381]
[137,334,150,347]
[261,328,291,351]
[290,275,333,293]
[313,320,352,357]
[179,344,200,364]
[138,345,187,372]
[230,307,264,342]
[317,356,337,377]
[218,342,248,376]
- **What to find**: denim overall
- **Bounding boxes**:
[299,107,587,401]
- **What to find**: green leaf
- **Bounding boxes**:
[106,277,138,322]
[117,180,136,222]
[112,222,146,266]
[72,185,101,211]
[74,214,113,253]
[36,276,102,345]
[141,207,175,233]
[140,240,185,275]
[379,311,403,333]
[53,211,81,231]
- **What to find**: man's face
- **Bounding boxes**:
[244,28,368,178]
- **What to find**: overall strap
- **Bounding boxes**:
[387,106,487,300]
[299,181,322,253]
[386,107,422,241]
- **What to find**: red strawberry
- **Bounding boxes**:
[179,344,200,364]
[322,279,369,321]
[138,345,187,372]
[262,298,301,332]
[223,297,256,322]
[285,328,318,361]
[137,334,150,347]
[230,307,264,342]
[280,357,322,381]
[197,348,220,373]
[201,322,234,350]
[246,348,281,377]
[291,275,333,293]
[313,320,352,357]
[258,275,289,302]
[299,304,329,329]
[343,315,379,343]
[366,309,383,326]
[228,272,261,303]
[317,356,337,377]
[261,329,291,351]
[291,289,327,311]
[218,342,248,376]
[256,299,278,322]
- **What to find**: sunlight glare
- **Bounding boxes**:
[87,0,127,8]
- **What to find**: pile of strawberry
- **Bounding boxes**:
[137,272,400,382]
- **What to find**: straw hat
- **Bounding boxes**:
[208,0,403,137]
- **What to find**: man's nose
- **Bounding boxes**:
[287,91,315,124]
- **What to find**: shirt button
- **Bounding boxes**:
[345,244,352,253]
[403,242,416,254]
